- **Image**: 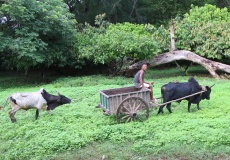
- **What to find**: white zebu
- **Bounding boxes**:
[8,88,47,122]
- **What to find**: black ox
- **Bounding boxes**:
[158,77,214,114]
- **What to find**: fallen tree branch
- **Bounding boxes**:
[126,20,230,79]
[128,50,230,79]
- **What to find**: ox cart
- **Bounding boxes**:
[97,86,207,123]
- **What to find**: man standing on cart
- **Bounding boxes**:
[134,63,157,103]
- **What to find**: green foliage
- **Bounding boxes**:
[77,19,158,74]
[0,0,77,70]
[175,4,230,60]
[1,1,230,72]
[152,25,171,53]
[89,22,158,63]
[64,0,228,26]
[0,66,230,159]
[184,4,230,23]
[76,4,230,72]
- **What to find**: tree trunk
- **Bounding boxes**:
[170,20,177,51]
[130,0,138,16]
[128,50,230,79]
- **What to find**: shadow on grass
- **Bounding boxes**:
[51,141,230,160]
[0,70,62,89]
[0,65,213,91]
[146,65,211,80]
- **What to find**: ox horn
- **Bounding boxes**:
[201,85,207,91]
[56,90,61,96]
[210,84,215,88]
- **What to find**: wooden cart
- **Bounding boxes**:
[97,86,156,123]
[97,86,207,123]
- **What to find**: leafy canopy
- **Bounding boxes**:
[0,0,77,70]
[77,15,158,73]
[175,4,230,60]
[76,5,230,74]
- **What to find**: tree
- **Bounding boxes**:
[127,5,230,79]
[64,0,141,24]
[217,0,230,11]
[0,0,77,71]
[76,15,158,74]
[174,4,230,61]
[64,0,227,26]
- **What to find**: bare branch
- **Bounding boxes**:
[130,0,138,16]
[127,50,230,79]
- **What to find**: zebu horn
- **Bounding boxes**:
[201,85,207,91]
[56,90,61,96]
[210,84,215,88]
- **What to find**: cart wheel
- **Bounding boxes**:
[116,97,149,123]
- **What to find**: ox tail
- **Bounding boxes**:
[1,96,10,111]
[161,86,165,104]
[2,96,17,108]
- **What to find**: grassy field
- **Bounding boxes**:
[0,66,229,160]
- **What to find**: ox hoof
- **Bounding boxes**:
[11,119,16,123]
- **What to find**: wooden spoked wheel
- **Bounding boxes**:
[116,97,149,123]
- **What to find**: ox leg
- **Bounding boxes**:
[166,103,172,113]
[188,102,191,112]
[197,103,200,110]
[9,107,21,123]
[157,105,165,114]
[35,109,39,120]
[9,111,16,123]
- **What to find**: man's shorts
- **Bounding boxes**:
[134,83,150,89]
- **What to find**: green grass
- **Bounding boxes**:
[0,66,230,160]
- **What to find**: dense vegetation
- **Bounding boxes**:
[63,0,230,25]
[0,66,229,159]
[0,0,77,71]
[0,0,229,159]
[175,4,230,61]
[77,4,230,74]
[0,1,230,73]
